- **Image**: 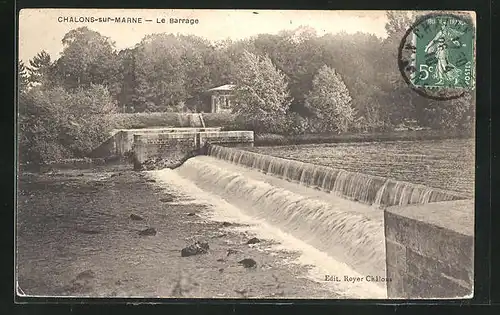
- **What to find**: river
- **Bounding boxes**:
[245,138,474,197]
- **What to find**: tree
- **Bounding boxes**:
[130,34,189,112]
[54,27,121,95]
[18,61,29,94]
[18,84,116,165]
[305,65,356,133]
[384,11,414,38]
[421,92,475,132]
[27,50,53,87]
[232,50,292,133]
[370,11,433,127]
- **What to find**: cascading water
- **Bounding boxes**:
[207,144,466,207]
[144,143,466,297]
[174,156,387,283]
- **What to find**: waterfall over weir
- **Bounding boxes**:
[207,144,467,207]
[174,156,387,285]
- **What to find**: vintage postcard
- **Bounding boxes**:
[17,9,476,300]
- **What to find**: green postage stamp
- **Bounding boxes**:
[410,14,475,89]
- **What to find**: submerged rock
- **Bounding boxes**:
[160,197,174,203]
[76,228,100,235]
[246,237,260,245]
[181,241,209,257]
[138,227,157,236]
[130,214,144,221]
[238,258,257,268]
[75,270,95,280]
[226,249,239,256]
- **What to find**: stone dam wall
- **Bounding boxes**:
[385,199,474,298]
[132,131,254,170]
[118,127,224,156]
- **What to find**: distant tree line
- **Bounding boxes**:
[18,11,475,165]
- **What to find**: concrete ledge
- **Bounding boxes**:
[132,130,254,170]
[199,131,254,145]
[133,133,198,165]
[115,127,222,155]
[385,199,474,298]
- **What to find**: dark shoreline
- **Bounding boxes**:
[253,130,474,147]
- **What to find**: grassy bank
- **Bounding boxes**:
[110,112,242,129]
[254,130,474,146]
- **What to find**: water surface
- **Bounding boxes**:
[246,139,474,197]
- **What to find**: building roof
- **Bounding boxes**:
[207,84,236,92]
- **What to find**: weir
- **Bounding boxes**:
[206,144,467,208]
[194,144,474,298]
[173,156,388,286]
[91,126,473,298]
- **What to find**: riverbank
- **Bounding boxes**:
[16,165,340,298]
[254,130,474,146]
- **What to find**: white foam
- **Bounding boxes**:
[147,168,387,299]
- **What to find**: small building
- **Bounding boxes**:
[206,84,236,113]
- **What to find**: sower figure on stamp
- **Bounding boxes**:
[424,24,465,85]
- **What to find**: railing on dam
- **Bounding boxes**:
[206,144,467,208]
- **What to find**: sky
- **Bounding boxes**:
[19,9,390,62]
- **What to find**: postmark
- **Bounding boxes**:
[398,13,475,100]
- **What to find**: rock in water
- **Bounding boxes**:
[238,258,257,268]
[130,214,144,221]
[221,222,232,227]
[246,237,260,244]
[75,270,95,280]
[160,197,174,203]
[187,212,196,216]
[181,241,209,257]
[138,228,157,236]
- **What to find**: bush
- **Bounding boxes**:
[110,112,180,129]
[202,112,244,130]
[110,112,242,130]
[305,65,357,133]
[232,51,292,133]
[19,84,116,165]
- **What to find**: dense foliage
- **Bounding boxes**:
[305,65,356,133]
[18,12,475,164]
[18,85,116,165]
[232,51,292,133]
